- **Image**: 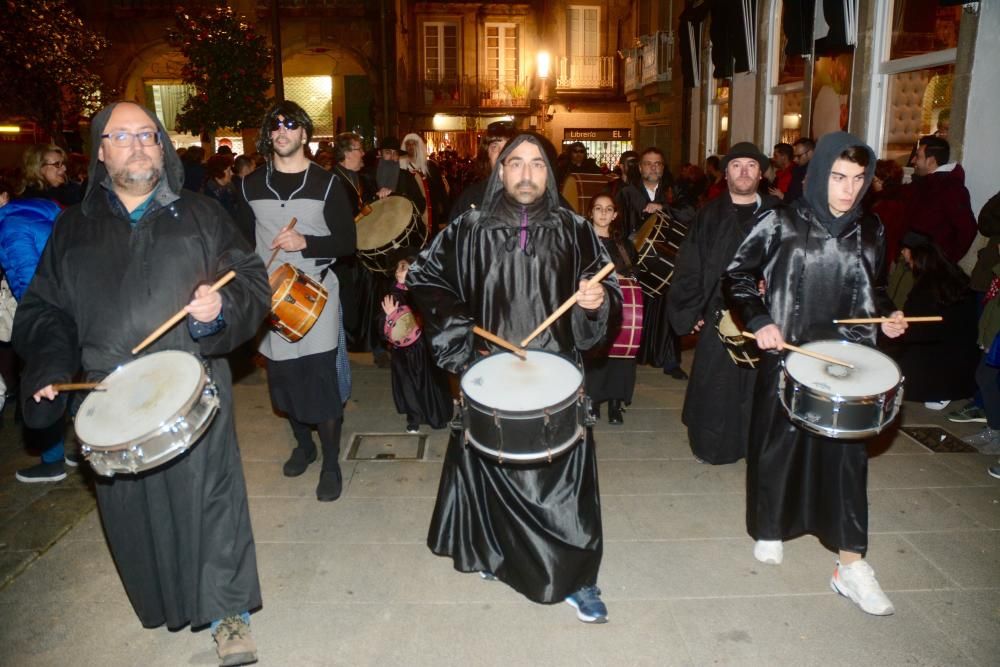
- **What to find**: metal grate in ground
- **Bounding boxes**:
[346,433,427,461]
[900,425,977,453]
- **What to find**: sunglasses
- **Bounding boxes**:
[268,118,301,132]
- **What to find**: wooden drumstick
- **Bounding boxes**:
[473,326,527,360]
[520,262,616,348]
[265,217,299,271]
[740,331,854,369]
[832,316,942,324]
[51,382,105,392]
[131,270,237,355]
[354,205,373,223]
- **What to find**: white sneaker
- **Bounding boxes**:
[923,400,951,410]
[830,560,895,616]
[753,539,783,565]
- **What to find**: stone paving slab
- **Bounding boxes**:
[0,353,997,665]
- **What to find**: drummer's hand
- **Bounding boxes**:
[381,295,398,315]
[768,186,785,200]
[691,319,704,334]
[376,187,392,199]
[185,284,223,323]
[642,202,663,214]
[33,385,58,402]
[270,227,307,252]
[881,310,908,338]
[754,323,785,350]
[576,279,605,311]
[758,279,767,296]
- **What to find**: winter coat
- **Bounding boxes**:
[0,198,61,300]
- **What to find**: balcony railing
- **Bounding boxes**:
[640,30,674,86]
[623,47,642,94]
[479,77,530,108]
[418,76,471,108]
[556,56,616,90]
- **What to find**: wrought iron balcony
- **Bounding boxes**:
[622,47,643,94]
[417,76,471,108]
[640,30,674,86]
[478,77,530,109]
[555,56,616,90]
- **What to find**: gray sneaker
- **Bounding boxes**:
[213,615,257,666]
[947,402,987,423]
[962,427,1000,453]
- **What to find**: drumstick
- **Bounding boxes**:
[472,326,527,360]
[51,382,105,392]
[832,316,942,324]
[265,217,298,271]
[353,205,373,223]
[131,270,237,355]
[519,262,616,348]
[740,331,855,369]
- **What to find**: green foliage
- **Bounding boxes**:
[167,6,273,135]
[0,1,108,133]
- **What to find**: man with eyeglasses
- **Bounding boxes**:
[785,137,815,203]
[13,101,270,666]
[408,132,621,625]
[238,101,357,504]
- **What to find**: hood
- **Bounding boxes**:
[800,130,875,235]
[84,102,184,215]
[479,132,562,224]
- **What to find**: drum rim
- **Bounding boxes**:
[76,350,208,450]
[465,424,584,462]
[781,339,903,398]
[778,371,904,439]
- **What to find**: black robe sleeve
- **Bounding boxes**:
[668,206,711,334]
[722,211,782,334]
[301,174,358,260]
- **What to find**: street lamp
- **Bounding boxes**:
[535,51,551,134]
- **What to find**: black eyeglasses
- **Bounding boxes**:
[269,118,301,132]
[101,131,160,147]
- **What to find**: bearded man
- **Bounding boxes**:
[407,133,621,624]
[13,101,269,666]
[668,142,779,465]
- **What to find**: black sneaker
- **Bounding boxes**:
[946,402,987,423]
[64,450,82,468]
[664,367,689,380]
[15,461,67,483]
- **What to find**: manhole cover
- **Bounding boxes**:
[900,425,976,453]
[347,433,427,460]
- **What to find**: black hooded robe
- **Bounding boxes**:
[722,132,895,555]
[12,103,270,629]
[667,192,779,464]
[407,134,622,604]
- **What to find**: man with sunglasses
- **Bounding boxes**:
[14,101,270,666]
[238,101,357,503]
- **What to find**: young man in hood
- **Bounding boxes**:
[723,131,908,616]
[13,101,270,665]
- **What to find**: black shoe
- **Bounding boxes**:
[665,366,688,380]
[608,400,623,425]
[282,446,317,477]
[590,403,601,420]
[64,450,82,468]
[15,461,67,483]
[316,467,343,502]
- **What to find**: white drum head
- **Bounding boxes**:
[356,196,416,250]
[461,350,581,412]
[784,340,901,398]
[75,351,206,448]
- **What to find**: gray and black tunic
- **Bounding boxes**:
[240,162,356,422]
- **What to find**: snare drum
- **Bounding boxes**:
[608,276,644,358]
[269,263,329,343]
[779,340,904,439]
[76,351,220,476]
[355,196,426,274]
[460,350,589,463]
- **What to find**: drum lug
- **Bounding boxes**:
[283,294,296,304]
[493,410,504,464]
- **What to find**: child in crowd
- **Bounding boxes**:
[381,254,453,433]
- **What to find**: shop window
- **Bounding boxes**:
[889,1,961,60]
[882,64,954,162]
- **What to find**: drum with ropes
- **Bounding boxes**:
[561,173,612,215]
[632,209,689,297]
[355,195,427,274]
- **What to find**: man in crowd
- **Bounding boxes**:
[904,135,977,263]
[785,137,814,203]
[372,136,426,213]
[407,132,621,624]
[449,126,512,221]
[668,142,779,465]
[704,155,726,201]
[239,101,356,501]
[723,131,907,616]
[14,101,269,665]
